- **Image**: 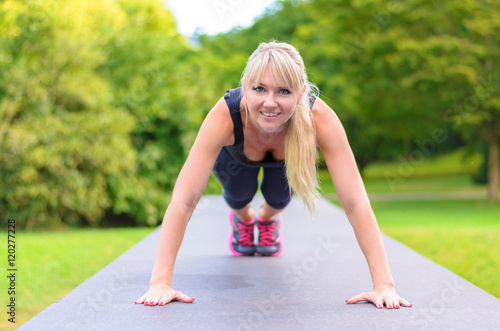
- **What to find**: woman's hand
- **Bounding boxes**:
[346,284,412,309]
[135,284,195,306]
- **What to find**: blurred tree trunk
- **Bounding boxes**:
[488,125,499,201]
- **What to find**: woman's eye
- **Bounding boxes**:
[253,86,264,92]
[279,89,291,95]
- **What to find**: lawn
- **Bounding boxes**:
[319,171,484,194]
[361,148,481,178]
[320,149,499,299]
[372,199,500,299]
[319,148,485,194]
[0,227,154,329]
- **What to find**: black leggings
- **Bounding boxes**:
[213,148,291,210]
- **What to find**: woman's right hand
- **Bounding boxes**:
[135,284,195,306]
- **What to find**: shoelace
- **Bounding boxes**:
[237,222,254,246]
[257,222,276,246]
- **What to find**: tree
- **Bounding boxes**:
[98,0,215,225]
[289,0,463,171]
[441,0,500,201]
[0,0,138,229]
[200,0,499,202]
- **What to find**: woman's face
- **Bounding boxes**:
[245,65,302,134]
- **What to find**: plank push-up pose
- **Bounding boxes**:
[136,41,411,309]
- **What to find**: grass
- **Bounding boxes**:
[320,148,499,299]
[319,148,485,194]
[0,227,154,329]
[319,171,484,194]
[372,200,500,299]
[362,148,481,178]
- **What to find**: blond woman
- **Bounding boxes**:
[136,41,411,309]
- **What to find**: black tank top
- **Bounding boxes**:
[222,87,316,168]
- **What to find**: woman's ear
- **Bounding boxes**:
[298,85,307,104]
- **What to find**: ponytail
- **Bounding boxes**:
[285,85,319,216]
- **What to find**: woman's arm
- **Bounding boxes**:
[313,98,411,309]
[135,98,234,306]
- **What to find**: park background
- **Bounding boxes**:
[0,0,499,328]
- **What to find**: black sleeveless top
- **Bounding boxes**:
[222,87,317,168]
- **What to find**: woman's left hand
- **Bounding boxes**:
[346,284,412,309]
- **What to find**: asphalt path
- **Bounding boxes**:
[20,195,500,330]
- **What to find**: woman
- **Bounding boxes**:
[135,41,411,309]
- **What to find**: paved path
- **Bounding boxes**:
[20,196,500,330]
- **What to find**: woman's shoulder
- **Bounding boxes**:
[311,97,338,123]
[311,97,344,146]
[202,96,235,146]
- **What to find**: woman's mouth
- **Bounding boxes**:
[260,112,280,118]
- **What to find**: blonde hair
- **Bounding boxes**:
[241,41,319,215]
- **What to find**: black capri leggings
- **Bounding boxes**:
[213,148,291,210]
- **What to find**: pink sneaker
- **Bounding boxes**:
[228,210,256,256]
[256,215,283,256]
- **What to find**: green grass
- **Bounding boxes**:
[319,171,485,194]
[362,148,481,178]
[372,200,500,299]
[0,227,154,329]
[320,148,499,299]
[319,149,486,194]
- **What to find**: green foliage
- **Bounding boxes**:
[1,0,498,228]
[0,0,139,229]
[200,0,499,195]
[0,0,225,229]
[290,0,473,168]
[98,0,204,225]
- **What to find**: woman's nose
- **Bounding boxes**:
[263,92,277,107]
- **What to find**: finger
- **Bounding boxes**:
[398,297,412,308]
[346,293,369,304]
[173,291,195,303]
[135,294,147,304]
[394,299,401,309]
[385,298,394,309]
[158,292,177,306]
[374,297,384,309]
[144,294,156,306]
[149,294,163,306]
[393,296,401,309]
